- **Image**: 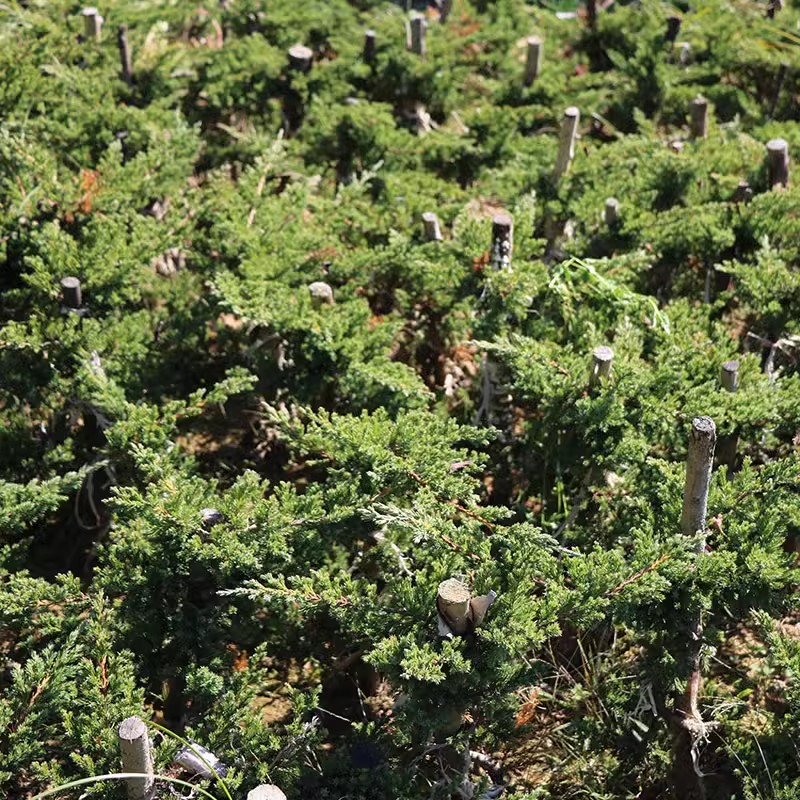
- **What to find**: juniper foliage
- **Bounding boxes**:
[2,0,800,798]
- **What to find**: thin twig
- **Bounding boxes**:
[605,554,670,597]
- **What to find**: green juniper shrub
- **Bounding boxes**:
[3,0,800,798]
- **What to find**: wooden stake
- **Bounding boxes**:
[733,181,752,203]
[363,29,376,63]
[589,345,613,387]
[118,24,133,86]
[82,7,103,41]
[766,0,783,18]
[118,717,155,800]
[437,579,471,635]
[410,14,427,56]
[717,362,739,470]
[490,213,513,272]
[247,787,287,800]
[422,211,443,241]
[523,37,542,87]
[720,360,739,393]
[766,138,789,189]
[665,15,681,42]
[672,416,717,799]
[680,416,716,541]
[61,276,82,309]
[604,197,619,227]
[440,0,454,23]
[288,44,313,72]
[552,107,580,183]
[689,96,708,139]
[309,281,334,307]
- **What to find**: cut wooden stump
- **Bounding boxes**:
[523,37,542,87]
[82,7,103,41]
[118,717,154,800]
[718,362,739,469]
[681,416,716,542]
[604,197,619,227]
[363,29,376,63]
[409,14,427,56]
[733,181,753,203]
[60,276,82,309]
[118,24,133,85]
[436,579,497,636]
[437,578,471,635]
[552,107,580,183]
[766,0,783,18]
[309,281,334,307]
[689,96,708,139]
[288,44,313,72]
[589,345,614,387]
[422,211,443,241]
[720,360,739,392]
[665,15,681,42]
[767,138,789,189]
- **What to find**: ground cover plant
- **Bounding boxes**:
[2,0,800,798]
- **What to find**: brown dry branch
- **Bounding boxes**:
[604,554,670,597]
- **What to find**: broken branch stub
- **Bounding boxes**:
[422,211,443,241]
[118,716,155,800]
[490,213,513,272]
[523,37,542,87]
[680,416,716,544]
[552,106,580,183]
[767,138,789,189]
